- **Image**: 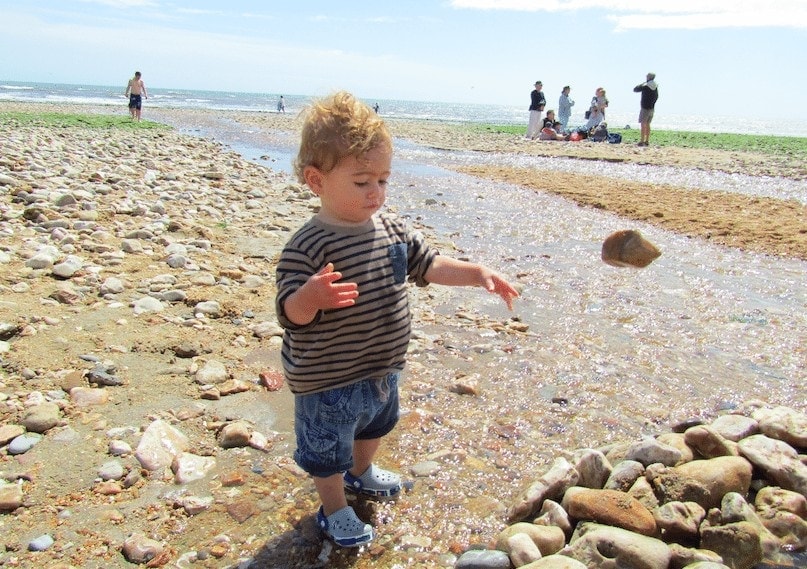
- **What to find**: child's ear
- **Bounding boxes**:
[303,166,324,194]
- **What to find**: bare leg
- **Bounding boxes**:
[350,438,381,478]
[314,473,348,516]
[314,436,384,515]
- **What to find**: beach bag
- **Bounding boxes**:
[607,133,622,144]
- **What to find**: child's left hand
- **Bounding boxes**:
[483,270,519,311]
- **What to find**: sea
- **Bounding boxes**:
[2,80,807,137]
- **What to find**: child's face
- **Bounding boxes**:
[307,145,392,225]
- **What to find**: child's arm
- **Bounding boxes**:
[282,263,359,325]
[425,256,519,310]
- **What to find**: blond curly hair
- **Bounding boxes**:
[293,91,392,184]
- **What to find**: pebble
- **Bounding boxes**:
[9,433,44,454]
[410,460,441,477]
[27,534,54,552]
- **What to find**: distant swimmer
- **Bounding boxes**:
[124,71,148,121]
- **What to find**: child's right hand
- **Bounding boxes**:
[301,263,359,310]
[283,263,358,326]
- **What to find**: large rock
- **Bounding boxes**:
[455,549,511,569]
[683,425,738,458]
[709,414,758,442]
[699,521,762,569]
[624,437,682,467]
[520,556,587,569]
[667,543,725,568]
[565,522,671,569]
[497,523,566,556]
[570,449,611,489]
[754,486,807,550]
[738,434,807,496]
[654,456,753,510]
[627,476,659,511]
[532,500,573,537]
[508,457,580,522]
[503,532,542,567]
[562,487,657,536]
[656,432,694,464]
[718,492,781,559]
[751,406,807,448]
[603,460,644,492]
[653,501,706,542]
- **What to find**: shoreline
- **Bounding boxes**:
[4,100,807,180]
[1,103,805,568]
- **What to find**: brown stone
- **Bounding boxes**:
[226,499,259,523]
[601,229,661,268]
[259,370,284,391]
[562,487,658,536]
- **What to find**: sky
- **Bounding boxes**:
[1,0,806,121]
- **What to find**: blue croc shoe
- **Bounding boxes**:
[344,464,402,498]
[316,506,374,548]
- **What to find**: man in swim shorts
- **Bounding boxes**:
[124,71,148,121]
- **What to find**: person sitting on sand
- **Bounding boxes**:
[542,110,558,130]
[539,111,569,140]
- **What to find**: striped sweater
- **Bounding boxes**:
[275,213,437,394]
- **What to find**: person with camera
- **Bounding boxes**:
[634,72,659,147]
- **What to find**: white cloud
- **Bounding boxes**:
[450,0,807,29]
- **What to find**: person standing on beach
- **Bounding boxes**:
[558,86,574,133]
[277,95,286,113]
[275,91,519,548]
[526,81,546,139]
[124,71,148,121]
[634,72,659,147]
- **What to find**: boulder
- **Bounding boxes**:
[508,457,580,522]
[565,522,671,569]
[562,487,657,536]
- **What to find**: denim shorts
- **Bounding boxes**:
[293,373,400,478]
